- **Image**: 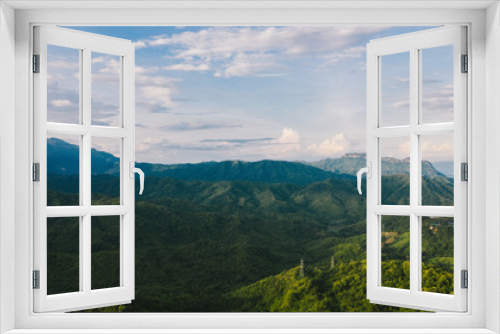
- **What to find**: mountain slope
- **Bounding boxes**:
[308,153,444,177]
[136,160,354,185]
[47,137,120,175]
[230,259,451,312]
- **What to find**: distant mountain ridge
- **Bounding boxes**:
[307,152,447,177]
[47,138,354,185]
[47,139,447,185]
[135,160,354,185]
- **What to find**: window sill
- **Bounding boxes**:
[4,329,497,334]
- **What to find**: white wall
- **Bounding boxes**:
[486,2,500,333]
[0,2,16,333]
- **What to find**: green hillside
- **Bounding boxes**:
[229,262,408,312]
[46,172,454,313]
[230,259,452,312]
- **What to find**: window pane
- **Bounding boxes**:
[92,52,121,127]
[381,52,410,127]
[421,45,454,124]
[421,133,454,206]
[47,217,80,295]
[47,135,80,206]
[381,215,410,290]
[47,45,81,124]
[92,216,121,290]
[91,137,121,205]
[421,216,454,295]
[380,137,410,205]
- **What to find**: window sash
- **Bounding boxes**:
[366,26,468,312]
[33,25,136,313]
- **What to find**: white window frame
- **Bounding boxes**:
[1,2,499,333]
[33,26,136,313]
[365,26,468,312]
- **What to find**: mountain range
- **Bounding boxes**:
[46,138,454,312]
[307,152,448,178]
[47,138,449,184]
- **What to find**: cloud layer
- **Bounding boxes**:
[138,26,388,78]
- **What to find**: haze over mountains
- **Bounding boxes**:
[47,138,450,182]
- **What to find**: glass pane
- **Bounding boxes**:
[47,45,81,124]
[380,137,410,205]
[421,133,454,206]
[421,216,454,294]
[47,217,80,295]
[92,216,120,290]
[91,137,121,205]
[381,52,410,127]
[47,135,80,206]
[421,45,454,124]
[91,52,121,127]
[381,215,410,289]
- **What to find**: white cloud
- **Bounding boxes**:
[398,141,411,155]
[138,137,164,151]
[142,26,386,56]
[134,67,182,113]
[50,99,74,107]
[164,63,210,71]
[277,127,301,144]
[134,40,147,49]
[93,56,121,76]
[137,26,390,77]
[138,86,177,109]
[91,56,107,64]
[392,100,410,109]
[307,133,349,156]
[422,85,453,121]
[326,45,366,63]
[136,66,158,74]
[48,60,79,70]
[422,141,453,152]
[221,53,284,78]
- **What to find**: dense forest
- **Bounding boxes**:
[46,139,454,312]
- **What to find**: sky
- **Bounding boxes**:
[47,26,455,164]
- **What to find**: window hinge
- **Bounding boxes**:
[461,162,468,181]
[33,163,40,182]
[461,270,468,289]
[33,270,40,289]
[461,54,468,73]
[33,54,40,73]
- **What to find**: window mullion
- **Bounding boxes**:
[82,47,92,294]
[409,47,420,295]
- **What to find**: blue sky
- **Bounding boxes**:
[49,26,454,164]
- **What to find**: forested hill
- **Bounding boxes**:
[136,160,354,185]
[230,259,452,312]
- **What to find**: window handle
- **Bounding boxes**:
[130,162,145,195]
[357,162,371,195]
